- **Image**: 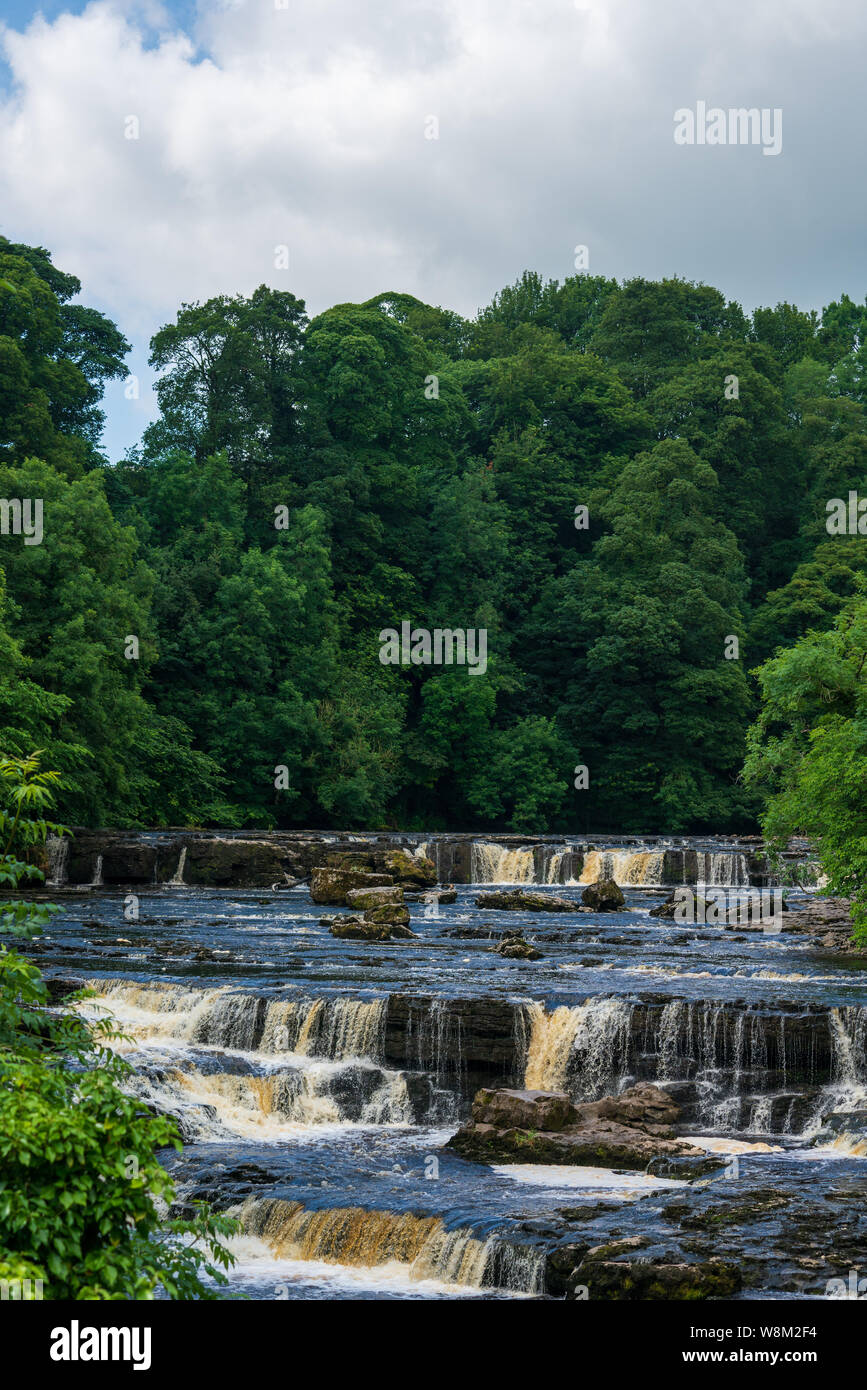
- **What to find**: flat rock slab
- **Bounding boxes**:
[475,890,581,912]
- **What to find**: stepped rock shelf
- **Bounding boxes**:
[26,831,867,1300]
[44,828,772,889]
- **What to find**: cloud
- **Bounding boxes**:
[0,0,866,456]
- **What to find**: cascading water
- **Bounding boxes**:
[471,843,536,884]
[83,981,428,1134]
[233,1196,546,1294]
[46,835,69,887]
[522,999,633,1098]
[697,851,750,888]
[578,850,665,887]
[168,846,187,886]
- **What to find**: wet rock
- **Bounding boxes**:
[784,897,866,956]
[383,995,520,1080]
[434,889,457,905]
[475,889,580,912]
[471,1088,579,1131]
[580,877,625,911]
[182,839,295,888]
[446,1082,712,1170]
[310,868,394,905]
[378,849,437,887]
[492,933,543,960]
[327,915,416,941]
[364,904,412,928]
[594,1081,680,1133]
[574,1252,742,1300]
[346,885,405,910]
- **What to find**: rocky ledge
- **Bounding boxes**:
[475,889,582,912]
[784,896,867,956]
[445,1082,718,1173]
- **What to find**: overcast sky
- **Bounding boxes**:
[1,0,865,460]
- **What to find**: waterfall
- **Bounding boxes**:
[522,999,632,1098]
[168,846,187,886]
[697,851,749,888]
[92,854,103,887]
[46,835,69,887]
[86,980,388,1061]
[234,1197,545,1294]
[129,1061,415,1136]
[544,851,565,884]
[260,997,387,1061]
[810,1007,867,1141]
[578,850,665,886]
[82,981,419,1132]
[471,843,536,884]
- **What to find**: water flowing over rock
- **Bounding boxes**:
[45,828,770,888]
[231,1196,546,1294]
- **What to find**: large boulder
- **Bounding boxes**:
[593,1080,680,1133]
[475,889,580,913]
[310,867,393,905]
[378,849,437,887]
[471,1088,578,1131]
[346,886,406,910]
[364,904,412,928]
[580,877,625,911]
[327,915,416,941]
[446,1082,716,1172]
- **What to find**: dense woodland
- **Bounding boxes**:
[2,234,867,834]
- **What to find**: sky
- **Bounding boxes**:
[0,0,865,461]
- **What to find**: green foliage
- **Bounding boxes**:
[0,754,237,1298]
[5,234,867,836]
[744,585,867,944]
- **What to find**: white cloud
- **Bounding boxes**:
[0,0,865,456]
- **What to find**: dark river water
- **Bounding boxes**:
[31,855,867,1301]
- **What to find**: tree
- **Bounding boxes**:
[743,585,867,944]
[0,754,236,1297]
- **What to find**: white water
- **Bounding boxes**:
[81,980,418,1137]
[46,835,69,887]
[168,846,187,885]
[471,843,536,884]
[522,998,633,1097]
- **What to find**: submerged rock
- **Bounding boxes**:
[475,889,580,912]
[580,877,625,911]
[446,1082,714,1171]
